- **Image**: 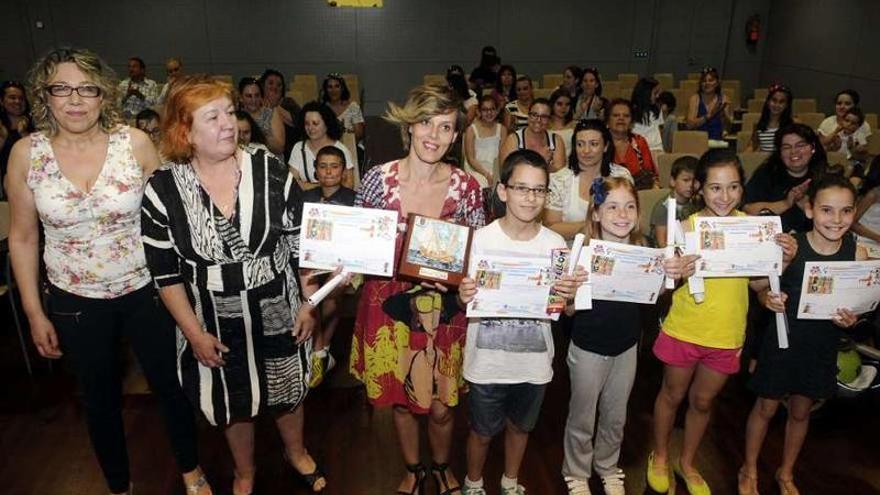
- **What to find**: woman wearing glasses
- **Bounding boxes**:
[5,48,211,495]
[499,98,566,174]
[686,67,731,140]
[351,85,484,495]
[743,123,827,233]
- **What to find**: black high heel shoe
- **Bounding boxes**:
[431,462,462,495]
[397,462,427,495]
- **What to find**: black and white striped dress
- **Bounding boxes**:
[141,148,310,426]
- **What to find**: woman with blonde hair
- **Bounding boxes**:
[6,47,211,495]
[351,84,485,495]
[142,74,327,494]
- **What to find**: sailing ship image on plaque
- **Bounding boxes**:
[399,214,473,285]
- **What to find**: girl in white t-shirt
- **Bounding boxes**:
[631,77,665,152]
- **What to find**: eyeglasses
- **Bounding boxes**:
[779,142,811,153]
[528,112,550,121]
[326,72,343,79]
[504,184,548,197]
[46,84,102,98]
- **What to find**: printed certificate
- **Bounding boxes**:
[573,239,666,305]
[467,252,555,319]
[694,216,783,277]
[856,236,880,259]
[298,202,397,276]
[797,261,880,320]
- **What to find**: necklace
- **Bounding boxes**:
[193,156,241,219]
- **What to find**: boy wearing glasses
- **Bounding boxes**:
[458,150,584,495]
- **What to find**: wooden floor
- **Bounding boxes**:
[2,310,880,495]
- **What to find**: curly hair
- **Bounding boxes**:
[297,101,343,141]
[27,47,121,136]
[384,84,464,150]
[160,74,235,163]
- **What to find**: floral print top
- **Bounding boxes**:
[28,126,152,298]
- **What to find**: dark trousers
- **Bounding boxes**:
[50,284,199,493]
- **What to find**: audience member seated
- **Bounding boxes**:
[499,98,566,173]
[135,108,161,147]
[117,56,159,121]
[237,76,285,156]
[685,66,731,140]
[492,64,517,108]
[607,98,658,190]
[837,107,869,163]
[544,118,633,241]
[0,80,34,196]
[746,83,793,152]
[156,57,182,105]
[648,155,699,247]
[504,75,536,131]
[657,90,678,153]
[818,89,873,153]
[464,95,507,187]
[288,101,354,190]
[321,73,365,143]
[447,65,478,124]
[235,110,272,156]
[573,67,606,121]
[631,77,664,152]
[259,69,301,160]
[548,89,576,157]
[853,155,880,245]
[559,65,583,100]
[743,123,827,232]
[469,45,500,93]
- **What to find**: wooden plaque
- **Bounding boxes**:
[398,214,473,286]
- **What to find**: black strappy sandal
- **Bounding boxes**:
[431,462,462,495]
[397,462,427,495]
[283,451,326,493]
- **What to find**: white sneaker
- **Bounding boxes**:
[500,484,525,495]
[462,486,487,495]
[564,476,592,495]
[600,469,625,495]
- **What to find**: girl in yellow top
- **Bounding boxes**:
[646,149,797,495]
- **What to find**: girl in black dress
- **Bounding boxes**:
[739,170,867,495]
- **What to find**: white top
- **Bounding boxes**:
[633,112,664,152]
[550,127,574,157]
[27,127,151,298]
[817,116,872,142]
[463,220,565,384]
[838,130,868,159]
[336,101,365,133]
[466,122,503,187]
[546,166,634,223]
[288,140,354,183]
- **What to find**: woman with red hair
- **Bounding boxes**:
[142,74,328,494]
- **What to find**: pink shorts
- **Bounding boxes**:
[653,331,742,375]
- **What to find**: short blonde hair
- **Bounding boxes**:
[384,84,464,150]
[160,75,235,163]
[27,47,121,136]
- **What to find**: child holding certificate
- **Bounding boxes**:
[458,150,585,495]
[647,150,797,495]
[739,171,866,495]
[562,177,698,495]
[301,146,356,387]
